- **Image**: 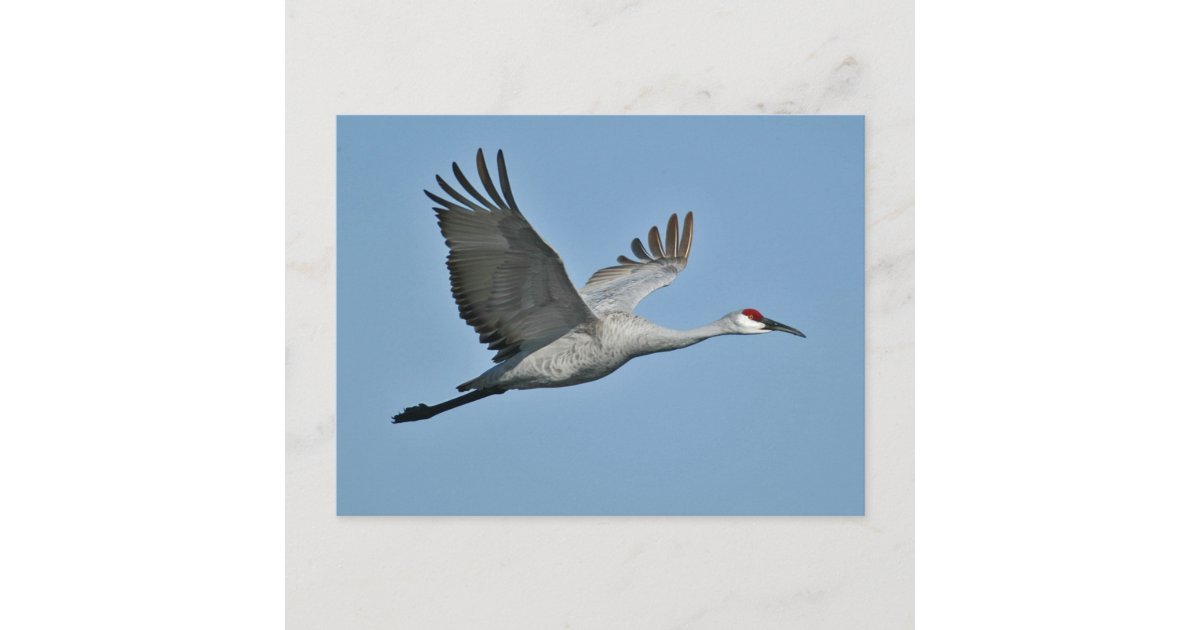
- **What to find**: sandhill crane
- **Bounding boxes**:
[392,149,805,424]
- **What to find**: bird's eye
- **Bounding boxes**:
[742,308,763,322]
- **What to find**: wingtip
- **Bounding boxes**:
[496,149,520,212]
[680,211,694,260]
[665,214,679,258]
[647,225,665,257]
[630,237,651,261]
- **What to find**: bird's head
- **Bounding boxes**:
[727,308,806,337]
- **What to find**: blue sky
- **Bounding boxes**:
[337,116,863,515]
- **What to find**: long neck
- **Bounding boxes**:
[643,319,731,353]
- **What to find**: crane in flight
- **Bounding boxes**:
[392,149,805,424]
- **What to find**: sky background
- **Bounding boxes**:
[337,116,863,515]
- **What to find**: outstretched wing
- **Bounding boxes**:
[426,149,596,363]
[578,212,694,314]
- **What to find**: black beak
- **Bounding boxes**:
[761,317,805,338]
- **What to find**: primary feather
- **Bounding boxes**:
[425,149,596,363]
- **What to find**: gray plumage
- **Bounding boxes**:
[580,211,693,315]
[393,149,804,424]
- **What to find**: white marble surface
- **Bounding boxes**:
[287,1,912,627]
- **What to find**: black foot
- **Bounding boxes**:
[392,404,435,423]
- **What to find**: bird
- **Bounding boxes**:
[392,149,805,424]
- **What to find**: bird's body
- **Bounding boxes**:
[461,312,712,391]
[392,150,804,424]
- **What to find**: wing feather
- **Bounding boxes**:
[475,150,509,211]
[579,212,694,314]
[450,163,502,212]
[680,211,694,259]
[496,151,521,211]
[631,238,652,261]
[427,150,595,363]
[436,174,491,213]
[648,226,664,258]
[665,214,678,257]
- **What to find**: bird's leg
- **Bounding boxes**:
[391,388,506,424]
